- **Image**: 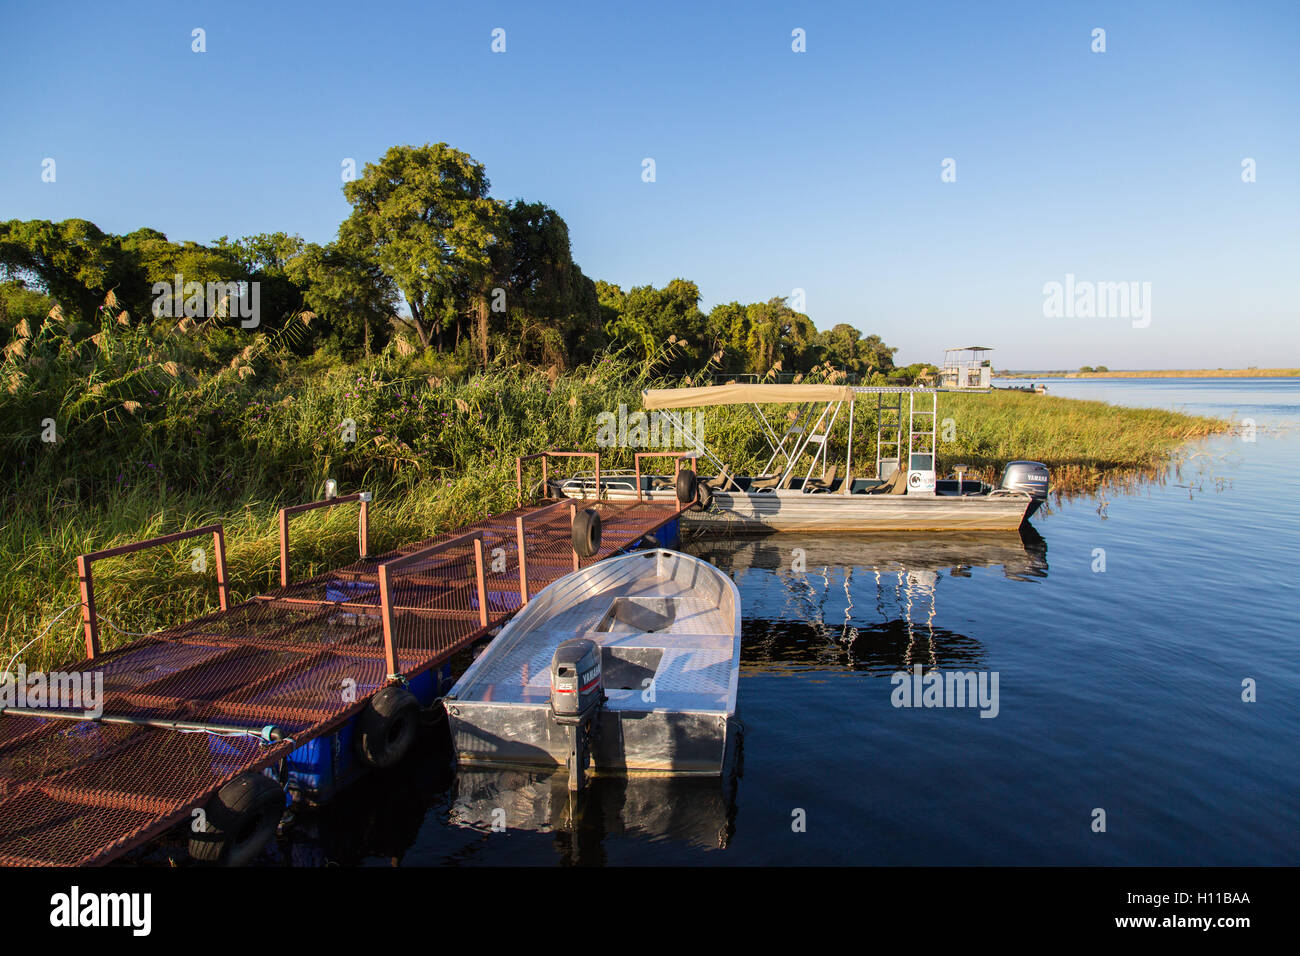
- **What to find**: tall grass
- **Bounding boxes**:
[0,302,1230,669]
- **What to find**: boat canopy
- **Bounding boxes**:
[642,383,856,410]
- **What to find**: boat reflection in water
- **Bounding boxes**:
[688,526,1048,675]
[449,765,742,863]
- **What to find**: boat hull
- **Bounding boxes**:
[561,487,1033,532]
[445,701,735,776]
[692,489,1031,531]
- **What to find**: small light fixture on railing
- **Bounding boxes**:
[325,479,338,500]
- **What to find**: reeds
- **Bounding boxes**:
[0,305,1231,668]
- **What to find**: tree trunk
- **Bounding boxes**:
[409,301,433,348]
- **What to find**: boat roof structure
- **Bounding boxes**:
[641,383,938,410]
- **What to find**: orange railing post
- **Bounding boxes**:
[473,539,489,628]
[212,526,230,611]
[570,503,580,571]
[515,515,529,606]
[77,554,99,659]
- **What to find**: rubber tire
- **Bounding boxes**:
[572,507,602,558]
[693,482,713,512]
[676,469,698,505]
[355,686,420,769]
[189,772,284,866]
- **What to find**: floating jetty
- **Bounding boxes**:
[0,461,691,866]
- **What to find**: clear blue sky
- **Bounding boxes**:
[2,0,1297,369]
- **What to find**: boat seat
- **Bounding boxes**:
[749,474,783,493]
[867,469,908,495]
[703,465,737,492]
[804,464,838,493]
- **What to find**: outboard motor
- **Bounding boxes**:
[549,638,605,791]
[999,461,1050,518]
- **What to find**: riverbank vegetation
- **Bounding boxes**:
[0,140,1232,669]
[1,144,908,382]
[0,313,1228,670]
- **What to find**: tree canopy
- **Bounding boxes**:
[1,141,904,377]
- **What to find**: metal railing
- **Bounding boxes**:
[376,530,488,680]
[75,525,230,659]
[279,491,371,587]
[632,451,692,502]
[512,499,575,606]
[516,451,601,507]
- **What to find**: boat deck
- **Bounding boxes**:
[455,561,736,713]
[0,497,687,866]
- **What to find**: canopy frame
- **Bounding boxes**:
[637,385,943,493]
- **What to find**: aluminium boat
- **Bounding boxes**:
[443,548,741,788]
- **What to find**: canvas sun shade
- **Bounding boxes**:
[641,384,856,410]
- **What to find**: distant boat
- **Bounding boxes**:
[443,549,742,789]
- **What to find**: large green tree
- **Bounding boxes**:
[494,200,603,366]
[603,279,707,367]
[817,324,897,375]
[341,143,502,351]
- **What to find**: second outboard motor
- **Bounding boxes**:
[550,638,605,791]
[1000,461,1050,518]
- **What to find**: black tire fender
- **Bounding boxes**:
[676,468,698,505]
[572,507,602,558]
[189,772,285,866]
[355,686,420,769]
[693,482,714,512]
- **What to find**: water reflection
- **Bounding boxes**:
[449,766,742,863]
[275,727,455,867]
[272,712,743,865]
[689,528,1047,675]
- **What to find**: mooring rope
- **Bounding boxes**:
[1,602,83,679]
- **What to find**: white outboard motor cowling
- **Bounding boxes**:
[999,461,1050,517]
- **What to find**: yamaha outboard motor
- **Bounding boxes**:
[550,638,605,791]
[999,461,1050,519]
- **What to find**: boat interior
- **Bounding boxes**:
[558,471,994,497]
[451,551,739,714]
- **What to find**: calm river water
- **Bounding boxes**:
[272,378,1299,866]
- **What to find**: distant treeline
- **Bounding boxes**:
[0,142,909,380]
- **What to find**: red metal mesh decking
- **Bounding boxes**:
[0,497,685,866]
